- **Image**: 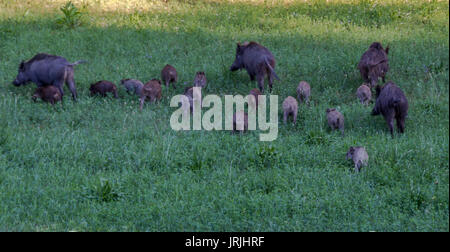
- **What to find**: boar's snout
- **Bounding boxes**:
[230,62,240,71]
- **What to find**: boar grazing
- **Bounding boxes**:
[357,42,390,88]
[89,80,118,98]
[282,96,298,125]
[230,41,280,92]
[296,81,311,105]
[121,79,143,96]
[346,146,369,172]
[32,85,62,105]
[371,81,408,138]
[13,53,85,101]
[193,71,207,88]
[248,88,262,111]
[161,64,178,89]
[140,79,162,110]
[356,83,372,105]
[183,86,194,113]
[326,108,344,136]
[233,111,248,133]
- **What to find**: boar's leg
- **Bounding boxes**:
[396,115,405,134]
[257,74,265,93]
[65,69,78,101]
[283,111,288,124]
[293,110,298,125]
[385,112,395,138]
[268,72,273,93]
[139,96,146,110]
[250,74,255,81]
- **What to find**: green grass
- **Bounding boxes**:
[0,0,448,231]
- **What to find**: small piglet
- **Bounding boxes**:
[326,108,344,136]
[282,96,298,125]
[248,88,262,111]
[371,81,408,138]
[121,79,143,96]
[233,111,248,133]
[194,71,207,88]
[32,85,62,104]
[89,80,118,98]
[161,64,177,89]
[296,81,311,105]
[356,83,372,105]
[346,146,369,172]
[140,79,162,110]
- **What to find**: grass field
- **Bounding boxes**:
[0,0,448,231]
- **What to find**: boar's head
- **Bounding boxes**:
[230,42,246,71]
[13,61,30,86]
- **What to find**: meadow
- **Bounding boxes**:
[0,0,448,231]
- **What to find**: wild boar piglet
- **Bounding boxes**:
[89,80,118,98]
[140,79,162,110]
[121,79,143,96]
[296,81,311,105]
[356,83,372,105]
[282,96,298,125]
[32,85,62,105]
[193,72,207,88]
[346,146,369,172]
[326,108,344,136]
[161,64,177,89]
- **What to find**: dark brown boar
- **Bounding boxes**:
[230,41,280,92]
[89,80,118,98]
[193,71,207,88]
[233,111,248,133]
[371,81,408,138]
[140,79,162,110]
[32,85,62,105]
[161,64,177,89]
[296,81,311,105]
[13,53,86,101]
[326,108,344,136]
[248,88,262,111]
[282,96,298,125]
[356,83,372,105]
[357,42,389,88]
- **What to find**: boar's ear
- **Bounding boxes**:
[326,108,330,113]
[385,45,390,54]
[19,61,25,70]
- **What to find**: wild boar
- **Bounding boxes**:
[32,85,62,105]
[346,146,369,172]
[140,79,162,110]
[248,88,262,111]
[356,83,372,105]
[121,79,143,96]
[89,80,118,98]
[230,41,280,92]
[161,64,177,89]
[357,42,390,88]
[296,81,311,105]
[13,53,85,101]
[183,86,194,113]
[233,111,248,133]
[193,71,207,88]
[371,81,408,138]
[282,96,298,125]
[326,108,344,136]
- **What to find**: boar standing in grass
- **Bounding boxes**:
[233,111,248,133]
[248,88,262,111]
[121,79,143,96]
[357,42,390,88]
[296,81,311,105]
[12,53,86,101]
[32,85,62,105]
[161,64,178,89]
[326,108,345,136]
[282,96,298,125]
[356,83,372,105]
[371,81,408,138]
[193,71,207,88]
[346,146,369,172]
[230,41,280,93]
[140,79,162,110]
[89,80,118,98]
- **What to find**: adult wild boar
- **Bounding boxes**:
[371,81,408,138]
[230,41,280,92]
[13,53,86,101]
[357,42,389,88]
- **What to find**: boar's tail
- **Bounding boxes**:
[68,60,88,66]
[264,58,280,81]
